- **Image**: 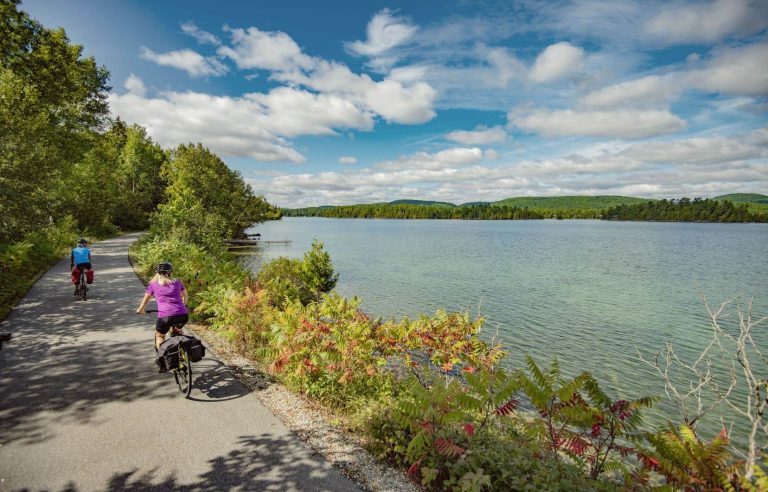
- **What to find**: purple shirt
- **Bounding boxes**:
[147,279,188,318]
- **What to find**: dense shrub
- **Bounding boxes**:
[257,240,338,307]
[0,216,78,318]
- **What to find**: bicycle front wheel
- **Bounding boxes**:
[174,348,193,397]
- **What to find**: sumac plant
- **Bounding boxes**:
[517,356,656,481]
[389,368,521,489]
[257,293,392,408]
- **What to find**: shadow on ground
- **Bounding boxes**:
[52,434,358,492]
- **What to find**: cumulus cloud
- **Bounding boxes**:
[509,108,686,139]
[346,9,418,57]
[645,0,766,44]
[217,26,437,124]
[249,138,768,207]
[445,126,506,145]
[529,42,584,82]
[621,129,768,164]
[339,156,358,164]
[218,26,314,72]
[109,76,385,163]
[376,147,485,172]
[140,47,228,77]
[123,73,146,96]
[685,42,768,95]
[181,21,221,46]
[579,75,680,108]
[270,58,437,124]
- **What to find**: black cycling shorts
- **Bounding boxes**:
[75,262,91,270]
[156,314,189,335]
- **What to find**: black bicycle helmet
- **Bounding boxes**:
[156,262,173,275]
[77,238,87,246]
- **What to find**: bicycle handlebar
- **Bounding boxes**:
[143,309,158,314]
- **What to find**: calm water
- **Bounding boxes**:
[244,218,767,439]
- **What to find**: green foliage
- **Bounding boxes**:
[151,143,278,251]
[494,195,650,211]
[131,235,249,313]
[301,240,339,297]
[0,0,110,243]
[0,216,78,318]
[604,197,767,223]
[257,241,338,307]
[641,424,741,490]
[255,293,393,409]
[283,203,543,220]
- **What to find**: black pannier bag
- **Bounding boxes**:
[156,336,183,371]
[183,336,206,362]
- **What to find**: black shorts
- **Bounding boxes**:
[76,262,91,270]
[156,314,189,335]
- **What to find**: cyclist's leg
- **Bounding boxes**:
[155,317,172,350]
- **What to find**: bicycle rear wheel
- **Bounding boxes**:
[174,348,193,397]
[79,271,87,301]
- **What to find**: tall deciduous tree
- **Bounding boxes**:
[152,143,278,250]
[0,0,110,242]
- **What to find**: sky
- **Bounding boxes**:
[22,0,768,207]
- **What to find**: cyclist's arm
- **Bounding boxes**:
[136,293,153,314]
[88,251,92,264]
[70,251,74,270]
[181,289,188,305]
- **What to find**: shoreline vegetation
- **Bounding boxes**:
[3,2,767,490]
[283,195,768,223]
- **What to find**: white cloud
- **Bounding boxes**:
[509,108,686,139]
[346,9,418,57]
[375,147,484,172]
[123,73,146,96]
[445,126,506,145]
[140,47,228,77]
[686,42,768,95]
[621,129,768,164]
[218,26,314,72]
[529,42,584,82]
[216,26,437,124]
[339,156,358,164]
[644,0,765,44]
[579,75,679,108]
[109,76,386,163]
[271,59,437,124]
[180,21,221,46]
[246,130,768,207]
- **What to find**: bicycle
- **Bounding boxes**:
[145,309,193,397]
[73,266,88,301]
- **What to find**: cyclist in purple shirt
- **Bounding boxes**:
[136,262,189,350]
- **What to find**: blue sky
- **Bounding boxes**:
[22,0,768,207]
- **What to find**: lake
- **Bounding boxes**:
[244,217,767,439]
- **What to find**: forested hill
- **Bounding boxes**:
[283,195,768,222]
[714,193,768,215]
[493,195,650,210]
[604,198,767,223]
[282,195,651,220]
[282,203,544,220]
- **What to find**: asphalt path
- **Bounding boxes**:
[0,233,359,491]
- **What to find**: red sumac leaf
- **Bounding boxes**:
[495,398,519,416]
[463,423,475,437]
[435,438,465,458]
[406,457,423,477]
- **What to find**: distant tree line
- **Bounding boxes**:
[283,203,544,220]
[603,198,767,223]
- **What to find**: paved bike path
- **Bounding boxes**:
[0,233,359,491]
